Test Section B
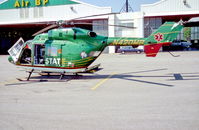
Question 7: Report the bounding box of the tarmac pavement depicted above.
[0,51,199,130]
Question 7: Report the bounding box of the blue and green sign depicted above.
[0,0,79,10]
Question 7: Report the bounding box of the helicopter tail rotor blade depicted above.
[32,24,58,36]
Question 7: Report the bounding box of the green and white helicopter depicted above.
[8,16,184,80]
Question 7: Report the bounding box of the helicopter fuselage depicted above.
[8,28,109,73]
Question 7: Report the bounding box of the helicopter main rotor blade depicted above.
[69,12,119,21]
[32,12,136,36]
[110,24,136,29]
[32,24,58,36]
[72,22,136,29]
[32,13,119,36]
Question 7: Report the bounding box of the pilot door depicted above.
[34,44,45,65]
[8,37,24,63]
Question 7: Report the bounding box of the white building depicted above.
[0,0,199,54]
[108,12,144,53]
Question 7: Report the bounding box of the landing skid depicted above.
[17,64,101,82]
[16,78,70,82]
[17,72,83,82]
[16,78,49,82]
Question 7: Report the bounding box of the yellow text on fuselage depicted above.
[111,39,145,46]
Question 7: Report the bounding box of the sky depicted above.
[78,0,160,12]
[0,0,160,12]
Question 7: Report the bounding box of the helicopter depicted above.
[7,17,184,81]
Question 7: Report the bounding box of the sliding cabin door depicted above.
[45,43,62,67]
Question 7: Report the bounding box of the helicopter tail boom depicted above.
[107,22,183,57]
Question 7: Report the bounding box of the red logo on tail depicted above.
[154,33,164,42]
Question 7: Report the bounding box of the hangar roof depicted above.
[141,0,199,17]
[0,0,111,25]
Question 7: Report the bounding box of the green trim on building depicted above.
[0,0,80,10]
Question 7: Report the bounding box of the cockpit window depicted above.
[88,31,97,38]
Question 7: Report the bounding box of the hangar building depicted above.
[142,0,199,36]
[0,0,199,54]
[0,0,111,54]
[108,0,199,53]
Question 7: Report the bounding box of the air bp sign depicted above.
[14,0,49,8]
[0,0,79,10]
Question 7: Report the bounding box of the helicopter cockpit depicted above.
[7,37,33,65]
[19,40,32,64]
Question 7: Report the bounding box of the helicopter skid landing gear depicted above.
[17,69,34,81]
[27,69,34,81]
[60,72,65,80]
